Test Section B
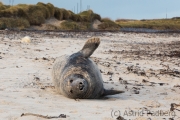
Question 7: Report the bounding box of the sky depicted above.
[1,0,180,20]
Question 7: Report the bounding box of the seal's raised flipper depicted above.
[103,89,125,96]
[80,38,100,58]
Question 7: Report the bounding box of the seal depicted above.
[52,37,124,99]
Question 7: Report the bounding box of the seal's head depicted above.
[63,74,88,98]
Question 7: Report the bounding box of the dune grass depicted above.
[60,20,92,30]
[61,20,79,30]
[1,1,180,31]
[98,18,120,30]
[0,2,119,30]
[0,17,30,29]
[116,19,180,30]
[78,10,101,22]
[0,2,10,10]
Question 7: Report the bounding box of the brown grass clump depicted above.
[47,3,55,17]
[54,7,63,20]
[116,18,180,30]
[115,19,137,22]
[54,8,71,20]
[79,10,101,22]
[27,5,45,25]
[60,20,92,30]
[62,9,71,20]
[0,2,112,30]
[71,14,82,22]
[36,2,55,18]
[60,20,79,30]
[0,4,45,25]
[0,5,28,18]
[0,2,10,10]
[0,17,30,29]
[0,2,56,26]
[98,18,120,30]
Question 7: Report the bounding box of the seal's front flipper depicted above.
[102,89,125,96]
[80,37,100,58]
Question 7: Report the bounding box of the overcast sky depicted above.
[2,0,180,20]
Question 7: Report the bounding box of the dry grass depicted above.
[60,20,92,30]
[78,10,101,22]
[54,7,63,20]
[0,2,10,10]
[0,17,30,30]
[54,8,72,20]
[116,19,180,30]
[98,18,120,30]
[60,20,79,30]
[0,2,118,30]
[37,2,55,18]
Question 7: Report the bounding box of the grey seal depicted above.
[52,37,124,99]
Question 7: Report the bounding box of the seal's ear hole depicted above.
[70,79,73,83]
[70,90,73,93]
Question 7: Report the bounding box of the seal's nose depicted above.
[79,82,84,90]
[68,79,85,91]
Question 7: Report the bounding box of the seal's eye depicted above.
[70,79,73,83]
[70,89,73,93]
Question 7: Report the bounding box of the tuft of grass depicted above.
[60,20,79,30]
[0,2,56,26]
[36,2,55,18]
[62,9,71,20]
[60,20,92,30]
[79,10,101,22]
[0,5,28,18]
[98,18,120,30]
[54,7,63,20]
[71,14,82,22]
[54,8,71,20]
[79,22,92,30]
[27,5,45,25]
[47,3,55,17]
[0,4,45,25]
[116,19,180,30]
[0,17,30,30]
[0,2,10,10]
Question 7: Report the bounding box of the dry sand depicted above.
[0,31,180,120]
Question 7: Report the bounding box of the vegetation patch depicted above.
[79,10,101,22]
[37,2,55,18]
[0,17,30,30]
[0,2,10,10]
[98,18,120,30]
[60,20,79,30]
[60,20,92,30]
[0,2,119,30]
[116,19,180,30]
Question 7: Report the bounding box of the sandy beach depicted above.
[0,31,180,120]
